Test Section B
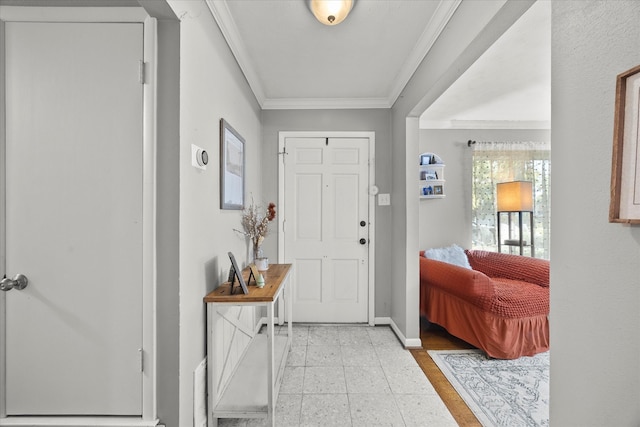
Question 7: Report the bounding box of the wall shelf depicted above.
[419,152,445,199]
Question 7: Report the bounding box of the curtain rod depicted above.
[467,140,549,148]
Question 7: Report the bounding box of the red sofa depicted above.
[420,249,549,359]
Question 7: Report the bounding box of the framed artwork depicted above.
[610,64,640,223]
[220,119,245,210]
[434,185,443,195]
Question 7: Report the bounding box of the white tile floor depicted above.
[218,324,457,427]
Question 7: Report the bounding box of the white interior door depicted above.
[283,137,369,323]
[2,21,144,415]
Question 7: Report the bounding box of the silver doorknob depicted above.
[0,274,28,291]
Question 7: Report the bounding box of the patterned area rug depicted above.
[428,349,549,427]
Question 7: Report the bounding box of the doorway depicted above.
[278,132,375,324]
[0,7,156,422]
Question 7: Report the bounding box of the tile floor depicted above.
[218,324,457,427]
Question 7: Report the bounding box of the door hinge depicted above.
[138,348,144,372]
[138,60,145,85]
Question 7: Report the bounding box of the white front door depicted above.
[282,137,370,323]
[2,21,144,415]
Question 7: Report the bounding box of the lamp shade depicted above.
[310,0,353,25]
[496,181,533,212]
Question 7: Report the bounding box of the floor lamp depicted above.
[496,181,534,257]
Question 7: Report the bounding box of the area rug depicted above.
[428,349,549,427]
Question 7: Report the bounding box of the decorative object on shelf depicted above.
[419,152,445,199]
[220,119,245,210]
[309,0,353,26]
[235,198,276,266]
[610,64,640,223]
[496,181,534,256]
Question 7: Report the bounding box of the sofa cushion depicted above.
[423,244,471,269]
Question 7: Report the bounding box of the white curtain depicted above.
[471,141,551,259]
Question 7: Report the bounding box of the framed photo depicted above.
[610,64,640,223]
[248,264,260,285]
[434,185,443,195]
[220,119,245,210]
[420,154,432,165]
[227,252,248,294]
[424,171,438,180]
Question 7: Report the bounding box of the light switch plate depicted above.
[378,193,390,206]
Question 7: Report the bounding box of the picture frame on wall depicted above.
[610,64,640,223]
[220,119,245,210]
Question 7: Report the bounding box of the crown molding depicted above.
[419,119,551,130]
[205,0,266,105]
[262,97,391,110]
[386,0,463,107]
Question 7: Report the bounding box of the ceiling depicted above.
[207,0,461,109]
[208,0,550,128]
[420,0,550,129]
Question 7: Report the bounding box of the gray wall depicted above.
[261,109,393,317]
[166,1,262,425]
[418,129,550,251]
[153,10,180,427]
[551,2,640,424]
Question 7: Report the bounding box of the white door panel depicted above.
[3,21,143,415]
[284,137,369,323]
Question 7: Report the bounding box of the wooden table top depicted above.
[203,263,292,303]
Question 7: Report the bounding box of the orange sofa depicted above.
[420,249,549,359]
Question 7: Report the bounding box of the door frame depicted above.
[0,6,159,426]
[277,131,376,326]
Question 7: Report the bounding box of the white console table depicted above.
[204,263,292,427]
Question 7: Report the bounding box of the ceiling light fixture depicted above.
[309,0,354,26]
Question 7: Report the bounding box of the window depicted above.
[471,141,550,259]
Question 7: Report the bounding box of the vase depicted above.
[253,245,269,271]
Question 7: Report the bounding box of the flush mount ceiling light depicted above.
[309,0,354,26]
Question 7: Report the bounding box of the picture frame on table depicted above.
[220,119,245,210]
[610,64,640,223]
[227,252,248,295]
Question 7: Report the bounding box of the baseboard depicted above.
[374,317,422,349]
[0,417,159,427]
[256,316,423,348]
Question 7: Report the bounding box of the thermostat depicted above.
[192,144,208,170]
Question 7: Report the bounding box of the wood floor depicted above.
[410,322,482,427]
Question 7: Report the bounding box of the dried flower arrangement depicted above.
[235,199,276,258]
